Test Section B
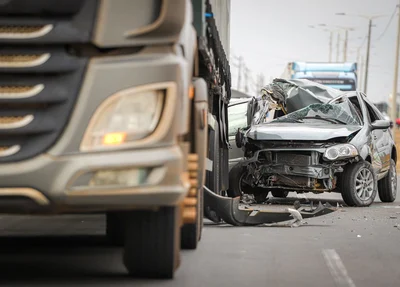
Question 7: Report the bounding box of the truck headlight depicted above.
[323,144,358,161]
[80,83,175,151]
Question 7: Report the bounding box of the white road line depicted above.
[322,249,356,287]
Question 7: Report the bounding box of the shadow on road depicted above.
[0,235,167,286]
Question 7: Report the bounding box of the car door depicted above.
[369,102,392,172]
[363,98,391,173]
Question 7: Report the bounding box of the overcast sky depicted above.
[230,0,399,103]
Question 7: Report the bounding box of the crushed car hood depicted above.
[247,123,362,141]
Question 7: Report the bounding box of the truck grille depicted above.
[0,0,98,163]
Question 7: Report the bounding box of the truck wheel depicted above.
[106,212,124,246]
[378,159,397,202]
[123,207,180,279]
[181,187,203,249]
[271,190,289,198]
[340,161,377,207]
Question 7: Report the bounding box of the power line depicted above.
[376,4,397,41]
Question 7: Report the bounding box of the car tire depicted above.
[106,212,125,246]
[340,161,377,207]
[227,164,268,201]
[123,207,180,279]
[271,190,289,198]
[227,164,245,197]
[378,159,397,203]
[181,187,203,249]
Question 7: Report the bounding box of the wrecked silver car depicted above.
[229,79,397,207]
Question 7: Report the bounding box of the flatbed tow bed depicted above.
[204,186,337,226]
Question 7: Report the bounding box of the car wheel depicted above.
[181,187,203,249]
[106,212,125,246]
[378,159,397,202]
[227,164,268,201]
[271,190,289,198]
[340,161,377,207]
[122,207,180,279]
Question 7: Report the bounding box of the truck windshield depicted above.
[299,78,356,91]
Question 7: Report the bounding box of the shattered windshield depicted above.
[271,99,362,126]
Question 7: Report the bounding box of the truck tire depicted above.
[340,161,377,207]
[106,212,124,246]
[123,206,180,279]
[378,159,397,202]
[181,187,203,249]
[204,123,222,223]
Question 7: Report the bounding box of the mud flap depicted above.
[203,186,337,226]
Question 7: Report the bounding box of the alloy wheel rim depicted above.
[355,167,374,200]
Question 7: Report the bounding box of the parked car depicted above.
[229,79,397,207]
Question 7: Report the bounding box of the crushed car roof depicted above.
[260,78,347,114]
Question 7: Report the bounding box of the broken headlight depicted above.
[323,144,358,161]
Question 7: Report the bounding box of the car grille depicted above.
[274,151,319,166]
[0,0,98,163]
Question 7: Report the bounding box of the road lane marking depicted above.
[322,249,356,287]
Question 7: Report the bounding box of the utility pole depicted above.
[391,0,400,133]
[336,32,341,62]
[343,29,348,62]
[256,73,265,93]
[237,56,243,90]
[359,55,364,91]
[329,31,333,62]
[244,66,249,93]
[335,13,388,93]
[364,19,373,94]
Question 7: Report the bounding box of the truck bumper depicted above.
[0,145,188,214]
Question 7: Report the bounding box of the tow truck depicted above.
[0,0,335,279]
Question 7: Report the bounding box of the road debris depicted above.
[258,208,304,228]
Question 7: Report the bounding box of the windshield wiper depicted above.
[275,118,303,123]
[302,116,343,124]
[325,118,348,124]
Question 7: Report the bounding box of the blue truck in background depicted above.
[281,62,358,91]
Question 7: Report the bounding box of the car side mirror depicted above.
[235,128,244,148]
[371,119,390,130]
[246,98,257,126]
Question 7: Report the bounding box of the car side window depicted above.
[228,102,249,136]
[364,101,381,123]
[348,96,364,124]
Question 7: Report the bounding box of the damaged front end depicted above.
[239,140,358,196]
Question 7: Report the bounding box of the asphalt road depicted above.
[0,190,400,286]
